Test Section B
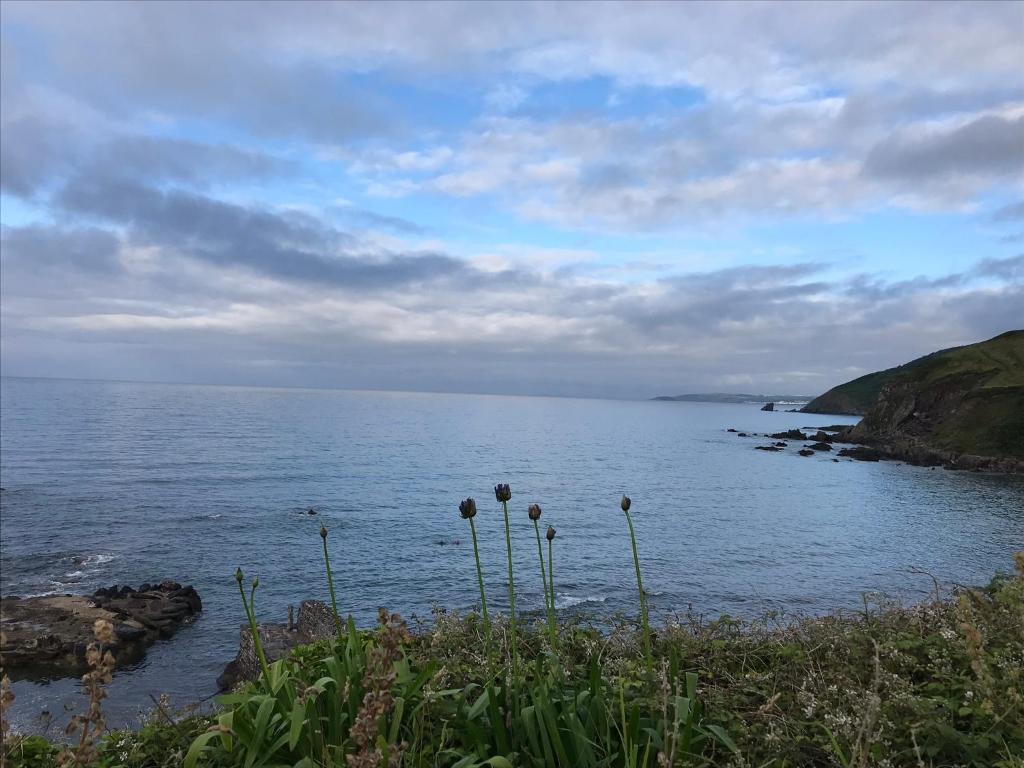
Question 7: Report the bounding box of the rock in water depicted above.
[0,582,201,678]
[218,600,337,690]
[761,402,775,411]
[768,429,808,440]
[837,446,886,462]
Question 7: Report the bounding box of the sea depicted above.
[2,376,1022,733]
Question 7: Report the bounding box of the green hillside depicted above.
[801,330,1024,416]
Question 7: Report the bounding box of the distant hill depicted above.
[802,330,1024,417]
[814,330,1024,464]
[652,393,811,404]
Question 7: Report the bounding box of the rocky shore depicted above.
[0,582,201,679]
[733,424,1024,473]
[217,599,336,690]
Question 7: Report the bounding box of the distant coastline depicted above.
[651,393,811,405]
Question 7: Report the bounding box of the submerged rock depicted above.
[798,449,815,457]
[0,582,201,679]
[755,445,784,452]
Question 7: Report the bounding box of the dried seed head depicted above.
[528,503,542,521]
[494,483,511,503]
[93,619,116,645]
[620,495,631,512]
[459,498,477,519]
[234,567,244,584]
[320,524,328,540]
[546,525,556,541]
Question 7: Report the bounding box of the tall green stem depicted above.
[321,530,343,639]
[468,517,494,667]
[533,520,556,644]
[624,510,652,671]
[238,577,271,685]
[547,536,556,640]
[501,499,519,677]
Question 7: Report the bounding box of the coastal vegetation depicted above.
[2,488,1022,768]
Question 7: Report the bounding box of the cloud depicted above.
[0,107,290,197]
[333,206,428,235]
[863,113,1024,181]
[4,183,1022,397]
[54,177,492,290]
[974,253,1024,282]
[1,225,122,275]
[992,201,1024,223]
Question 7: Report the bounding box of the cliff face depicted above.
[848,374,1024,460]
[800,368,900,415]
[819,331,1024,469]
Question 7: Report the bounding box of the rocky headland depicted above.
[738,330,1024,472]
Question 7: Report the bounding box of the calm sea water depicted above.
[2,376,1023,732]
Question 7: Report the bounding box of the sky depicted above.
[1,1,1022,399]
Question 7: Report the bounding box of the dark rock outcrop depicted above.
[755,445,783,452]
[798,449,815,457]
[806,442,833,451]
[768,429,807,440]
[217,600,337,690]
[761,402,775,411]
[0,582,201,679]
[837,446,886,462]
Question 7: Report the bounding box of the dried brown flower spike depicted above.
[459,498,477,519]
[621,495,631,512]
[494,483,511,503]
[528,503,542,521]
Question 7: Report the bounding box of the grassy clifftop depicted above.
[805,330,1024,462]
[801,330,1024,416]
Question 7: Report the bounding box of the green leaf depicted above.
[288,700,306,750]
[706,724,740,755]
[184,730,225,768]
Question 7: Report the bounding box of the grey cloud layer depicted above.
[55,177,497,291]
[3,183,1021,397]
[863,114,1024,181]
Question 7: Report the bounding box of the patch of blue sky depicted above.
[0,194,52,227]
[347,71,481,134]
[744,209,1010,280]
[506,75,705,119]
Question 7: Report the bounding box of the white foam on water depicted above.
[555,593,607,609]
